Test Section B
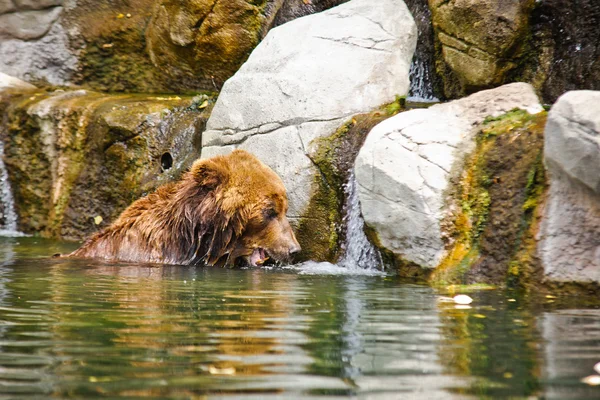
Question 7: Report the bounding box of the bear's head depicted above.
[186,150,301,267]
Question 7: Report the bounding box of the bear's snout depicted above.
[280,219,301,257]
[287,235,301,256]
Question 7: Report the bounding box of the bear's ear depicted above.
[189,158,229,189]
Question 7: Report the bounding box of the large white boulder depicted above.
[0,72,35,91]
[355,83,543,268]
[201,0,418,218]
[538,90,600,282]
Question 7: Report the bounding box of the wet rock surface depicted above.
[145,0,348,91]
[355,83,543,270]
[145,0,279,91]
[530,0,600,103]
[429,0,534,98]
[539,90,600,282]
[0,0,347,92]
[202,0,417,222]
[0,88,212,240]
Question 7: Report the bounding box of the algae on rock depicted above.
[0,89,213,240]
[428,0,535,98]
[296,109,395,262]
[433,109,548,288]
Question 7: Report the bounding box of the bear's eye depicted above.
[263,207,277,220]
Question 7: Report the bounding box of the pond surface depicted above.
[0,237,599,399]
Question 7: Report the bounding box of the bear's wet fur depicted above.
[70,150,301,266]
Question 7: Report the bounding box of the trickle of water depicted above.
[0,141,23,236]
[338,173,382,271]
[406,0,439,102]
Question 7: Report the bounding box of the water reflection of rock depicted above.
[437,292,541,398]
[540,310,600,399]
[346,283,472,397]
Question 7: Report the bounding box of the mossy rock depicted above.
[295,102,402,262]
[429,0,535,98]
[0,89,214,240]
[432,109,548,288]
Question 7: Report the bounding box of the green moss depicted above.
[432,109,548,287]
[76,28,167,93]
[385,96,406,116]
[295,108,395,262]
[1,90,210,240]
[481,108,533,127]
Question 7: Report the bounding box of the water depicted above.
[405,0,439,102]
[0,237,599,398]
[0,141,22,236]
[338,173,382,271]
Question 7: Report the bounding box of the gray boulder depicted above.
[539,90,600,282]
[355,83,543,268]
[202,0,418,219]
[0,7,63,40]
[0,0,75,86]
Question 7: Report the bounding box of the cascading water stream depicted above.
[338,172,382,271]
[293,172,383,275]
[405,0,439,102]
[0,140,22,236]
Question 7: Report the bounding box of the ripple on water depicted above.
[0,238,597,398]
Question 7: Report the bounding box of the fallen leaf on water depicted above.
[473,314,486,319]
[102,43,113,49]
[116,13,125,19]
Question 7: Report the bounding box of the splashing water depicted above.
[337,173,382,271]
[0,141,24,237]
[291,173,383,275]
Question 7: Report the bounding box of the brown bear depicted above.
[69,150,301,266]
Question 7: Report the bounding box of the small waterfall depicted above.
[406,0,439,102]
[0,141,22,236]
[338,173,382,271]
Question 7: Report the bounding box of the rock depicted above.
[272,0,349,26]
[0,0,15,14]
[538,90,600,282]
[0,72,36,91]
[202,0,417,222]
[0,89,212,239]
[0,7,63,40]
[429,0,534,98]
[145,0,278,90]
[14,0,63,10]
[0,6,76,86]
[355,83,543,269]
[0,0,349,93]
[529,0,600,103]
[145,0,349,91]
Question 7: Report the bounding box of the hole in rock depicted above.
[161,152,173,171]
